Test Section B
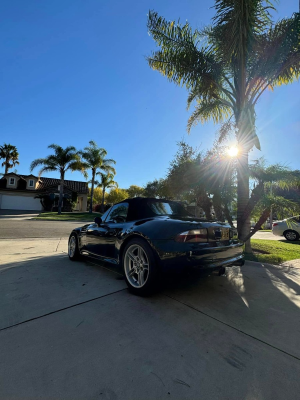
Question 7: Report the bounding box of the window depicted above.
[147,201,191,217]
[9,178,15,185]
[100,207,112,222]
[29,179,34,187]
[291,216,300,223]
[105,203,129,223]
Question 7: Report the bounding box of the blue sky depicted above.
[0,0,299,188]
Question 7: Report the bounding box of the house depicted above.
[0,173,88,211]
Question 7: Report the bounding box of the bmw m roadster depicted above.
[68,197,244,295]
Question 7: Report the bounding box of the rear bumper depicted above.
[272,227,283,236]
[152,240,244,272]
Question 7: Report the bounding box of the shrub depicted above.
[94,203,111,212]
[94,204,102,212]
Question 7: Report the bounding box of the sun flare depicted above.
[227,146,239,157]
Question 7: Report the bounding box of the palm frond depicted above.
[247,13,300,101]
[37,166,57,177]
[30,158,48,172]
[68,160,89,179]
[147,11,225,90]
[212,0,276,63]
[187,100,232,133]
[217,120,235,143]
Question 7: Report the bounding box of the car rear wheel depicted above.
[122,238,159,296]
[284,230,299,241]
[68,234,81,260]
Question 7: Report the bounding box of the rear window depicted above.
[147,201,191,217]
[291,216,300,223]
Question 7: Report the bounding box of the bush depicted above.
[94,204,102,212]
[94,203,111,212]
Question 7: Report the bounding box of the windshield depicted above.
[147,201,192,217]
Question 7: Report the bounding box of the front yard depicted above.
[245,239,300,265]
[34,212,102,222]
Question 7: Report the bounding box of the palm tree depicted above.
[0,144,19,174]
[80,141,116,213]
[30,144,86,215]
[147,2,300,252]
[98,172,118,212]
[243,158,299,239]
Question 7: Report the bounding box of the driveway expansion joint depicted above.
[0,288,127,333]
[165,294,300,362]
[56,237,62,252]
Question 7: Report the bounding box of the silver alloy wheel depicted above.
[285,231,297,241]
[68,236,76,258]
[124,244,149,288]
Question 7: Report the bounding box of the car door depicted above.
[103,203,129,260]
[85,203,129,260]
[84,207,112,256]
[85,223,109,257]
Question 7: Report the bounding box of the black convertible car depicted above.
[68,197,244,295]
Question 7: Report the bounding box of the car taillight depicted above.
[175,229,208,243]
[273,223,278,227]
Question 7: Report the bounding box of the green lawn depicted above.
[34,212,102,222]
[245,239,300,264]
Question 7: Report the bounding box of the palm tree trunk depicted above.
[89,170,95,213]
[5,158,9,174]
[101,188,105,213]
[237,151,252,253]
[58,171,65,215]
[212,192,224,221]
[224,203,234,227]
[243,207,271,243]
[199,194,212,220]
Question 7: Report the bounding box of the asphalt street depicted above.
[0,219,83,238]
[0,217,282,240]
[0,238,300,399]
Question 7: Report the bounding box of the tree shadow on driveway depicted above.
[161,261,300,359]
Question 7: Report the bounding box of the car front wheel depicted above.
[284,230,299,241]
[68,233,81,260]
[122,238,159,296]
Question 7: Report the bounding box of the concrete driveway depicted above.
[0,239,300,399]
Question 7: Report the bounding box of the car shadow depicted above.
[0,252,126,330]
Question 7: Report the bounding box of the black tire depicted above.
[122,238,160,296]
[283,230,299,241]
[68,233,81,261]
[218,266,226,276]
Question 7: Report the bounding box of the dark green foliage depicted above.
[80,141,116,213]
[143,178,172,199]
[147,2,300,246]
[126,185,145,198]
[0,143,19,174]
[30,144,86,215]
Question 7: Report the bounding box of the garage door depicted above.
[0,195,42,211]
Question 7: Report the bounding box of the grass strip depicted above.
[245,239,300,264]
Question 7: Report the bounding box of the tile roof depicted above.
[19,175,88,194]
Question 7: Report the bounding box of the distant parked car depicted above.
[68,197,244,295]
[272,216,300,241]
[262,220,271,230]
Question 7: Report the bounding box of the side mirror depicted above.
[94,217,102,226]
